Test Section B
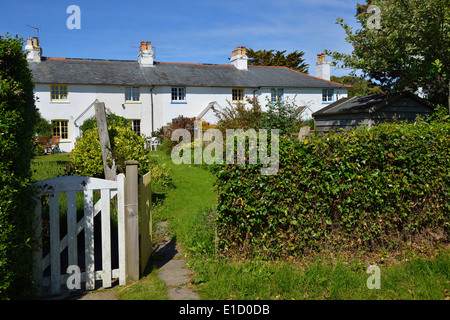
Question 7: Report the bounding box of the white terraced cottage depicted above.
[27,38,350,152]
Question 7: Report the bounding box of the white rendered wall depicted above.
[34,84,96,152]
[34,83,347,152]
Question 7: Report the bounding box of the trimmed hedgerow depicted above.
[0,34,38,299]
[216,121,450,258]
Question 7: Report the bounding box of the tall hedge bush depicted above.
[216,121,450,258]
[0,34,38,299]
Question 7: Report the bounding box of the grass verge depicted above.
[143,152,449,300]
[32,152,449,300]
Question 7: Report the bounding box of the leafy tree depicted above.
[246,49,309,74]
[326,0,450,108]
[330,75,384,97]
[34,111,53,137]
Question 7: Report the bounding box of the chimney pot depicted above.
[26,37,42,63]
[315,53,330,80]
[138,41,154,67]
[230,46,248,70]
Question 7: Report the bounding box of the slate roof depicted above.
[29,57,350,89]
[312,91,434,117]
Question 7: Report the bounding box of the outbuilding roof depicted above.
[312,91,434,117]
[29,57,350,89]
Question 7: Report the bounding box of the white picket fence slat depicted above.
[101,188,112,288]
[67,191,77,267]
[33,174,126,296]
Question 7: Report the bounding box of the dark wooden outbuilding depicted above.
[312,91,435,133]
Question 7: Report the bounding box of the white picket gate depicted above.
[33,174,126,296]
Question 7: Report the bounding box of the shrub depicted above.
[71,118,172,189]
[259,97,305,136]
[213,98,264,132]
[213,97,305,136]
[0,34,38,299]
[70,129,103,177]
[161,115,196,154]
[79,112,131,136]
[216,121,450,259]
[34,111,52,137]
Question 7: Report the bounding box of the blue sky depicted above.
[0,0,362,77]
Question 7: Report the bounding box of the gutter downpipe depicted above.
[253,86,262,98]
[150,85,155,133]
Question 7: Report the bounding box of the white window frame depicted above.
[125,86,140,102]
[322,89,334,103]
[171,87,186,103]
[271,88,284,103]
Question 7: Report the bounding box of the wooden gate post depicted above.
[95,102,117,181]
[139,171,152,275]
[125,160,140,284]
[298,126,311,142]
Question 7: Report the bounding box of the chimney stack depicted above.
[25,37,42,63]
[138,41,154,67]
[230,46,248,70]
[315,53,330,81]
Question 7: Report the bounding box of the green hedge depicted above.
[216,121,450,258]
[0,35,38,299]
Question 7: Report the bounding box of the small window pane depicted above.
[171,87,185,101]
[271,89,277,102]
[172,88,177,100]
[60,86,67,100]
[232,88,244,102]
[125,87,132,101]
[132,119,141,136]
[271,88,283,102]
[132,87,140,101]
[51,86,58,100]
[322,89,333,102]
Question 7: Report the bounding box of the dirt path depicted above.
[152,220,200,300]
[72,220,199,300]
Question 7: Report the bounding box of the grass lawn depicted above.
[119,151,450,300]
[31,153,71,182]
[32,153,450,300]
